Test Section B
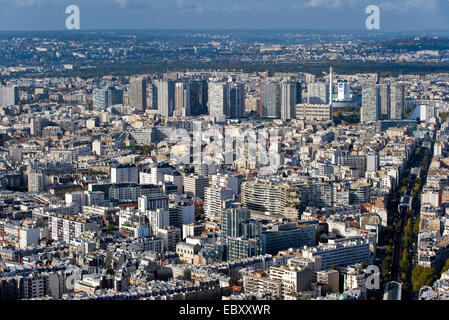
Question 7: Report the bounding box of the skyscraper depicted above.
[307,82,329,104]
[174,82,191,117]
[377,84,390,120]
[361,85,380,123]
[93,87,123,111]
[129,77,147,111]
[229,82,245,119]
[390,84,405,120]
[0,86,19,106]
[260,82,281,118]
[157,80,175,117]
[208,82,229,118]
[280,82,297,120]
[190,80,208,116]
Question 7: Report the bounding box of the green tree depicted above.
[442,259,449,274]
[412,265,438,292]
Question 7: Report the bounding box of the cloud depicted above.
[302,0,356,9]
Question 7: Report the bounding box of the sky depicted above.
[0,0,449,31]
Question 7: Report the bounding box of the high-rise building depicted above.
[361,85,380,123]
[111,163,138,184]
[204,187,234,222]
[377,84,390,120]
[229,82,245,119]
[174,82,191,117]
[337,82,351,101]
[0,86,19,106]
[190,80,208,116]
[129,77,147,111]
[208,82,229,118]
[260,82,281,118]
[390,84,405,120]
[280,82,297,120]
[28,167,45,192]
[157,80,175,117]
[183,175,209,200]
[221,207,251,238]
[307,82,329,104]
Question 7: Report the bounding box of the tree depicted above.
[386,245,393,256]
[412,265,438,292]
[413,219,420,235]
[400,258,411,274]
[442,259,449,274]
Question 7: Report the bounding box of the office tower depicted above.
[329,67,334,105]
[361,85,380,123]
[30,117,49,136]
[377,84,390,120]
[337,82,351,101]
[0,86,19,106]
[93,88,108,110]
[229,82,245,119]
[190,80,208,116]
[93,87,123,111]
[92,140,104,156]
[260,82,281,118]
[183,175,209,200]
[129,77,147,111]
[208,82,229,118]
[204,187,234,222]
[260,222,317,255]
[138,193,169,212]
[307,82,329,104]
[157,80,175,117]
[296,103,332,121]
[174,82,191,117]
[221,207,251,238]
[28,167,45,192]
[280,82,297,120]
[148,82,158,110]
[390,84,405,120]
[296,81,302,104]
[111,163,139,184]
[168,202,195,230]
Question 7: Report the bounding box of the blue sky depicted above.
[0,0,449,31]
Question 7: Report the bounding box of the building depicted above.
[189,80,208,116]
[111,164,138,184]
[260,82,280,118]
[307,82,329,104]
[157,80,175,117]
[204,187,234,222]
[0,86,19,106]
[390,84,405,120]
[174,82,191,117]
[301,237,372,270]
[337,82,351,102]
[129,77,147,111]
[28,167,46,192]
[361,85,380,123]
[221,207,252,238]
[280,82,297,120]
[243,271,282,298]
[157,226,181,252]
[183,175,209,200]
[377,84,390,120]
[208,82,229,118]
[48,214,98,243]
[296,103,332,121]
[229,82,245,119]
[261,223,317,255]
[93,87,123,111]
